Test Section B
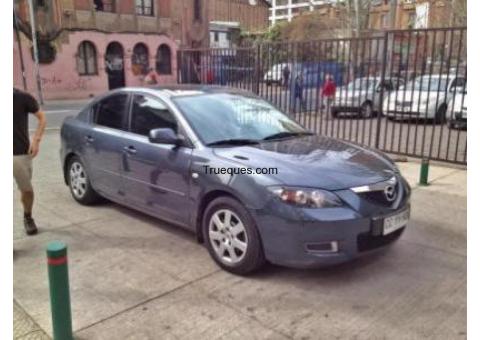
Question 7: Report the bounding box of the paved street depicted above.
[29,99,92,131]
[13,130,466,339]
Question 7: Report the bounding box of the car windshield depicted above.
[405,76,449,92]
[173,93,307,145]
[346,78,377,91]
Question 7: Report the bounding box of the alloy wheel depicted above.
[208,209,248,265]
[69,161,88,199]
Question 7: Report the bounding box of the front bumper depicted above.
[251,183,410,269]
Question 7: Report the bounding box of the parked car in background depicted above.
[447,84,467,129]
[61,85,411,275]
[332,77,404,118]
[263,63,291,86]
[383,74,466,123]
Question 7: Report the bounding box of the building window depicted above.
[131,43,149,76]
[194,0,201,21]
[408,12,416,29]
[94,0,115,12]
[36,0,46,7]
[136,0,153,16]
[77,41,97,76]
[214,31,219,42]
[156,44,172,75]
[381,13,389,28]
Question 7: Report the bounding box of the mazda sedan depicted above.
[61,85,411,275]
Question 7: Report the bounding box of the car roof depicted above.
[109,84,254,99]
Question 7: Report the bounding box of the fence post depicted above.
[253,43,262,95]
[375,31,390,149]
[176,50,182,84]
[419,158,430,186]
[47,241,73,340]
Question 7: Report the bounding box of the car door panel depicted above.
[122,94,193,226]
[82,93,130,201]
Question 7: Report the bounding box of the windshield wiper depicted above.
[206,139,260,147]
[262,131,314,141]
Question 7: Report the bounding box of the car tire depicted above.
[434,105,447,124]
[203,196,266,275]
[360,102,373,118]
[67,156,101,205]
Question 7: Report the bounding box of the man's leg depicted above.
[21,190,34,216]
[13,155,38,235]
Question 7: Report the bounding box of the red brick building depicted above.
[13,0,210,99]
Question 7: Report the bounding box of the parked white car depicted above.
[332,77,404,118]
[263,63,291,86]
[383,75,466,123]
[447,86,467,129]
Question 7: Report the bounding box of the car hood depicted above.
[212,135,398,191]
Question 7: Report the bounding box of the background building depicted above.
[13,0,210,99]
[269,0,332,25]
[208,0,270,48]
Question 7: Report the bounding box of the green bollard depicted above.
[47,241,73,340]
[419,158,430,186]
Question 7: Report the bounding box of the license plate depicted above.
[383,209,410,235]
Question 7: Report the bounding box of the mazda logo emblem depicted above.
[384,184,397,202]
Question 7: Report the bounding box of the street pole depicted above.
[386,0,398,77]
[27,0,44,104]
[13,6,27,91]
[353,0,360,37]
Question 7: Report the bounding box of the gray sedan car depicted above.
[61,85,411,275]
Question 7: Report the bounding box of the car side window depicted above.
[130,94,178,136]
[93,94,129,130]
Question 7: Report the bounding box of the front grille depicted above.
[396,101,412,107]
[357,227,404,252]
[359,189,396,207]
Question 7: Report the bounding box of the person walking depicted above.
[321,74,337,119]
[13,88,46,235]
[294,71,306,112]
[282,64,290,88]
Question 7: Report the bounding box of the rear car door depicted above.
[121,93,193,226]
[83,93,130,201]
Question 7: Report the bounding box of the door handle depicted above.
[123,146,137,155]
[85,135,94,143]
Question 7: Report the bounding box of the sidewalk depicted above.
[13,131,466,339]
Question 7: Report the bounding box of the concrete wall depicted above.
[13,30,177,100]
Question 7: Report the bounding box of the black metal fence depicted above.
[177,27,467,165]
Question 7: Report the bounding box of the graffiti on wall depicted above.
[41,74,90,91]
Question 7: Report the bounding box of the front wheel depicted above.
[203,197,265,275]
[67,156,101,205]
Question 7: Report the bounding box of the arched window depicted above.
[77,41,97,75]
[131,43,149,75]
[156,44,172,75]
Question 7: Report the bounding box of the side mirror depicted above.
[149,128,184,146]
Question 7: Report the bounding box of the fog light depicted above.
[305,241,339,254]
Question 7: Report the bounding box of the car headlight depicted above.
[268,186,343,208]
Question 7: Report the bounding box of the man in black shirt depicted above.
[13,88,46,235]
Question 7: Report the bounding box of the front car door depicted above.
[83,92,130,201]
[121,93,193,226]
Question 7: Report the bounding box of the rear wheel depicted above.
[360,102,373,118]
[67,156,101,205]
[434,105,447,124]
[203,197,265,275]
